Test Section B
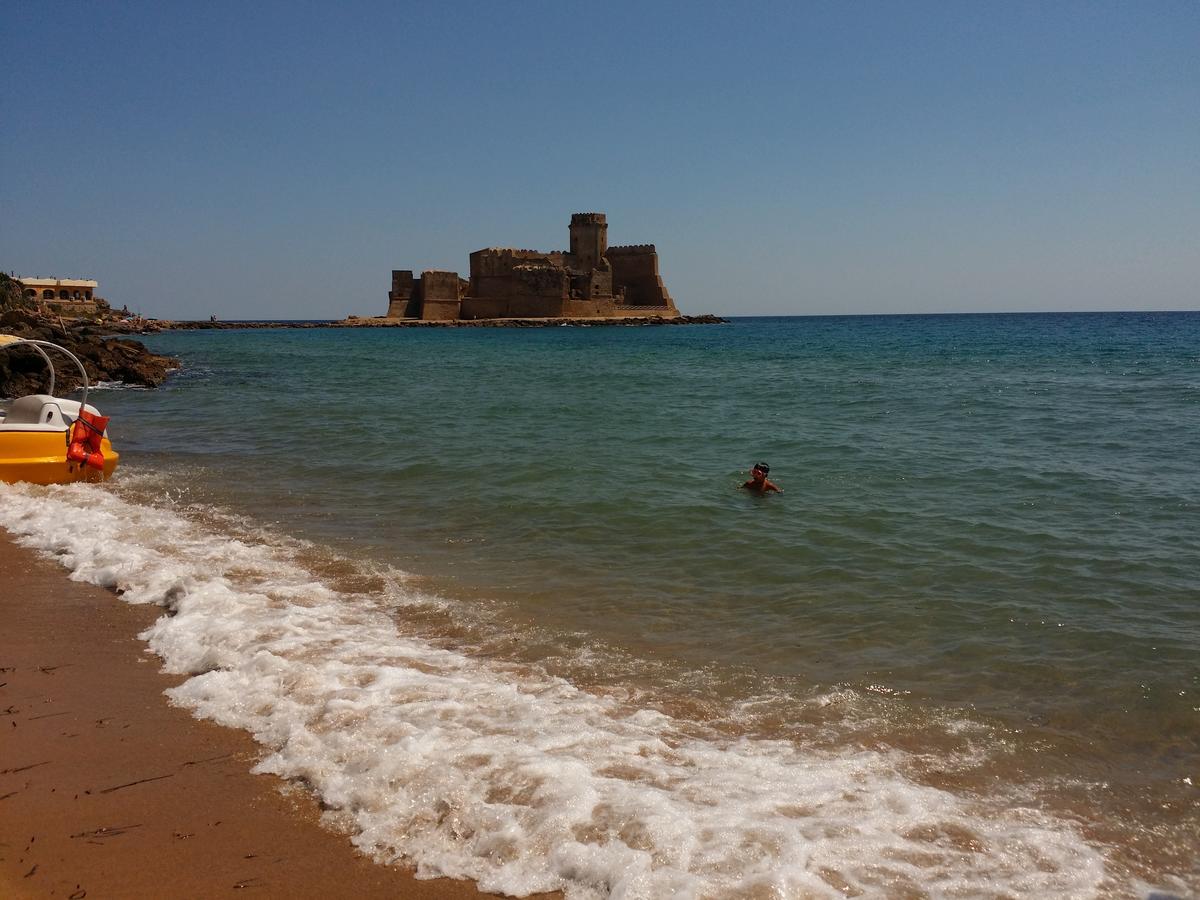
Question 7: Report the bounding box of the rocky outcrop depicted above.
[0,306,177,398]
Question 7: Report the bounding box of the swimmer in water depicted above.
[742,462,782,494]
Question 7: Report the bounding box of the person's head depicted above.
[751,462,769,482]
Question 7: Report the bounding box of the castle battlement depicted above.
[389,213,677,321]
[474,248,550,257]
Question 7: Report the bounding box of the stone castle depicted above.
[387,213,679,321]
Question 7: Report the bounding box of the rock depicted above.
[0,307,177,398]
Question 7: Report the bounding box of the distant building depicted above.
[387,213,678,321]
[16,277,107,316]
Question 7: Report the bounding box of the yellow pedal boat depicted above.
[0,335,119,484]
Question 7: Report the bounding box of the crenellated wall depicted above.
[387,270,419,318]
[605,244,675,310]
[386,269,465,320]
[568,212,607,274]
[465,248,572,316]
[388,214,679,320]
[418,270,463,320]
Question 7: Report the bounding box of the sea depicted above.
[1,313,1197,898]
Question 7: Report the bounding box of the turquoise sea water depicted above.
[11,313,1198,895]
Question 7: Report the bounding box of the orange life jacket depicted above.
[68,410,109,470]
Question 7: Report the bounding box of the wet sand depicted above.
[0,533,551,899]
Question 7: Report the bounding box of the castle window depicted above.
[43,289,54,299]
[24,289,35,298]
[59,289,69,299]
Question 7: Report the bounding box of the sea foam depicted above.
[0,481,1110,898]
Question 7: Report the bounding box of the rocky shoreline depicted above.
[0,308,178,398]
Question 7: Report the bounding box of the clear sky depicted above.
[3,1,1197,318]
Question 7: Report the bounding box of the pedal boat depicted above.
[0,335,119,484]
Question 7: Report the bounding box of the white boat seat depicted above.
[0,395,103,432]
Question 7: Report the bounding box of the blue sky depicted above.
[3,1,1197,317]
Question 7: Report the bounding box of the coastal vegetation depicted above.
[0,273,32,310]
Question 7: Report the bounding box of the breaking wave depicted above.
[0,480,1112,898]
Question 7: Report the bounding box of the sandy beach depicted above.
[0,532,550,899]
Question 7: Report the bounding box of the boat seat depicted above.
[2,394,66,426]
[0,395,99,432]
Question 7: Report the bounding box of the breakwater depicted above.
[155,314,726,330]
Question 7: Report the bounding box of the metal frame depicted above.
[0,338,90,413]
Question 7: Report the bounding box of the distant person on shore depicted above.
[742,462,782,494]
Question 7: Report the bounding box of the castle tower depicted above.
[568,212,607,273]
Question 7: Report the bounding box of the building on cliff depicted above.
[387,213,678,321]
[14,277,109,317]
